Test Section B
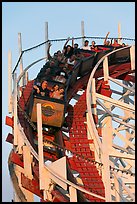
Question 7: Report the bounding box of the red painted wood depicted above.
[10,151,24,168]
[5,116,14,128]
[52,190,69,202]
[6,133,13,144]
[21,173,43,199]
[67,90,105,201]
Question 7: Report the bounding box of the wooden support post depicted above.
[13,73,18,146]
[45,21,48,60]
[69,186,77,202]
[37,103,53,201]
[103,57,109,82]
[118,22,122,45]
[102,126,112,201]
[37,103,45,189]
[81,20,85,46]
[25,71,29,85]
[14,165,34,202]
[114,174,121,201]
[91,78,98,124]
[23,145,33,180]
[101,56,112,201]
[130,45,135,70]
[16,128,24,154]
[18,33,24,87]
[8,50,12,114]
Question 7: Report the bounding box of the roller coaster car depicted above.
[29,80,65,128]
[30,95,65,128]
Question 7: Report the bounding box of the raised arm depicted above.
[63,37,70,50]
[72,37,74,48]
[47,42,52,60]
[33,85,40,93]
[104,31,110,45]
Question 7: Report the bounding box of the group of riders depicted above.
[33,32,127,100]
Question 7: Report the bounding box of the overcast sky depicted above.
[2,2,135,202]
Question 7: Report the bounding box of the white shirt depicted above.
[81,45,91,50]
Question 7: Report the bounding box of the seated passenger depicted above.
[72,38,79,53]
[33,80,50,97]
[105,40,111,46]
[104,31,110,45]
[63,37,74,58]
[81,40,91,50]
[36,57,59,81]
[54,74,67,84]
[51,87,64,100]
[53,66,68,84]
[74,43,79,49]
[47,42,61,67]
[90,40,96,50]
[67,54,77,65]
[91,46,102,52]
[41,67,53,81]
[49,84,59,98]
[121,42,127,47]
[111,39,121,47]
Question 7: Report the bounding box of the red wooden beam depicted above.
[21,173,44,199]
[10,151,24,168]
[5,116,14,128]
[6,133,13,144]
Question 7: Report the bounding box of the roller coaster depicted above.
[5,24,135,202]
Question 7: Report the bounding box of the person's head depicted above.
[84,40,89,46]
[74,43,79,49]
[91,41,96,46]
[57,54,63,62]
[53,53,58,58]
[113,39,118,44]
[106,40,110,45]
[52,84,59,91]
[41,80,48,89]
[45,68,51,75]
[59,87,64,94]
[66,45,72,52]
[49,60,56,67]
[57,50,62,55]
[70,54,76,61]
[122,43,126,47]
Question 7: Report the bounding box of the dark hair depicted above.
[92,40,96,44]
[52,84,59,88]
[41,79,48,86]
[85,40,89,43]
[57,50,61,55]
[67,45,71,48]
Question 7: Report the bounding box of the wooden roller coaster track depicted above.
[5,32,135,202]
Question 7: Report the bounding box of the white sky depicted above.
[2,2,135,202]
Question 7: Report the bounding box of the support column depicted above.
[45,21,48,60]
[37,103,45,189]
[69,186,77,202]
[118,22,122,45]
[101,56,112,201]
[18,33,24,87]
[114,174,121,201]
[130,45,135,70]
[8,50,12,114]
[13,73,18,146]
